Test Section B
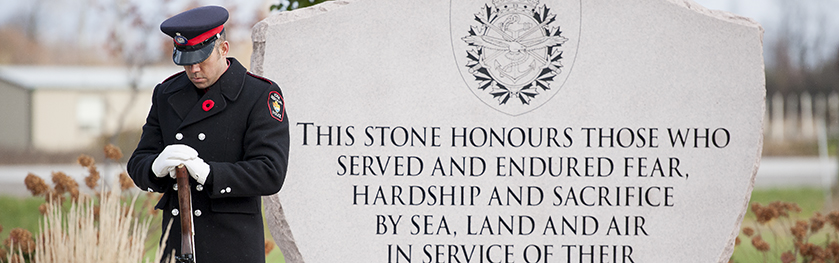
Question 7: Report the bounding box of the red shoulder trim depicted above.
[247,72,273,85]
[162,71,186,83]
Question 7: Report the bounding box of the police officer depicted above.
[127,5,289,263]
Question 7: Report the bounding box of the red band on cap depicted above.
[176,25,224,47]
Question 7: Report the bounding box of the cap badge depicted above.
[174,33,188,45]
[202,99,214,111]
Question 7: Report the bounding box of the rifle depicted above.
[175,164,196,263]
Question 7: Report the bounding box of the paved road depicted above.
[0,157,836,197]
[755,157,837,188]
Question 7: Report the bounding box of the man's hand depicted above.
[183,157,210,185]
[152,144,199,178]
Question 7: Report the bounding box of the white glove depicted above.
[151,144,199,178]
[182,157,210,185]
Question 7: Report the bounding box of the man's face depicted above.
[184,41,229,89]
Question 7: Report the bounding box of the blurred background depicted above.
[0,0,836,262]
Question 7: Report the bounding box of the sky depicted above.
[0,0,837,66]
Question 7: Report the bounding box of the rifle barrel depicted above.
[175,164,196,262]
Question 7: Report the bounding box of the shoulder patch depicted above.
[162,71,186,83]
[268,91,285,122]
[247,72,273,85]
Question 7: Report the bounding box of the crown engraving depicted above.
[492,0,539,14]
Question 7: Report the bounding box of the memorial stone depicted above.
[252,0,765,262]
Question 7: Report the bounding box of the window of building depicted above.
[77,95,105,135]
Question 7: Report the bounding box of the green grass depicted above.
[0,195,43,244]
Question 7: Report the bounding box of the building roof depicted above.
[0,65,184,90]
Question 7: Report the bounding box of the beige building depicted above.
[0,65,182,152]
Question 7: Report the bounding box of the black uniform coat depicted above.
[128,58,288,263]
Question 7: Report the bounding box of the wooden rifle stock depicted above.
[175,164,196,263]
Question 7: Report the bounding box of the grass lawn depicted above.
[732,187,832,263]
[0,187,831,263]
[0,196,43,245]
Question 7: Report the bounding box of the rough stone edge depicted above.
[250,0,352,75]
[716,118,764,263]
[668,0,765,44]
[711,128,764,262]
[666,1,766,262]
[263,194,305,263]
[253,2,353,263]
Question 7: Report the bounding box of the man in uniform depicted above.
[127,5,289,263]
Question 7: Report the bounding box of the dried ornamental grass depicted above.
[265,240,275,256]
[811,212,826,233]
[119,172,133,191]
[38,203,48,215]
[791,220,809,242]
[77,154,95,167]
[828,211,839,229]
[52,171,80,201]
[751,201,801,224]
[24,173,49,196]
[742,227,754,237]
[85,166,100,190]
[828,242,839,259]
[735,202,839,263]
[45,189,64,204]
[8,144,171,263]
[33,193,171,263]
[751,235,771,252]
[104,144,123,161]
[799,243,826,261]
[145,192,161,217]
[780,251,795,263]
[3,228,35,254]
[6,253,22,263]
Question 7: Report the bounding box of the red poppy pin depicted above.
[202,99,215,111]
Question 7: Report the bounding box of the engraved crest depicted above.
[452,0,579,116]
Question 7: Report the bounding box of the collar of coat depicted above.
[161,57,247,128]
